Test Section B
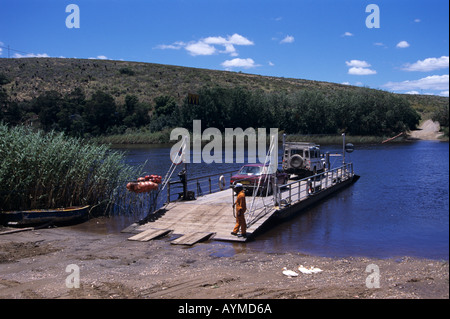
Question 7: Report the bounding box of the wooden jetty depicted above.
[123,163,359,245]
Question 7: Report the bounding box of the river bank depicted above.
[0,224,448,299]
[94,131,406,145]
[92,119,447,146]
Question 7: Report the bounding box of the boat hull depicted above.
[0,206,90,227]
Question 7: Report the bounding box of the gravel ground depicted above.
[0,224,448,300]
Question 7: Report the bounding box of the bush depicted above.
[119,67,135,76]
[0,124,144,214]
[0,73,10,85]
[432,104,449,128]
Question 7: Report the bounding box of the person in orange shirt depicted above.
[231,183,247,238]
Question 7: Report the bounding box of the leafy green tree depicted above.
[83,90,117,135]
[123,95,151,128]
[33,90,63,131]
[0,87,7,122]
[432,104,449,128]
[154,95,177,117]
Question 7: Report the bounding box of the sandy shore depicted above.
[0,221,448,300]
[1,121,448,300]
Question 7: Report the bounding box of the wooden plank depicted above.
[170,232,215,246]
[121,222,139,233]
[0,227,34,235]
[127,228,171,242]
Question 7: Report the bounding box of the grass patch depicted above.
[284,134,408,144]
[91,128,172,145]
[92,129,408,146]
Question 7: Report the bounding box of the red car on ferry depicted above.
[230,163,288,196]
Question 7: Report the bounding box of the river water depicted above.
[109,141,448,260]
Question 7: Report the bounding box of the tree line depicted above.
[1,79,423,137]
[153,86,421,136]
[0,86,151,137]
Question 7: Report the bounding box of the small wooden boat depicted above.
[0,205,90,227]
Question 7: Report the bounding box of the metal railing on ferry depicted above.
[166,170,238,202]
[245,162,354,226]
[275,162,354,208]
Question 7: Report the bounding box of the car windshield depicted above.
[239,166,274,175]
[239,166,262,175]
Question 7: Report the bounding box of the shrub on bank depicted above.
[0,123,144,214]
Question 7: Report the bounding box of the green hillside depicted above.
[1,57,446,110]
[0,57,448,141]
[0,58,344,105]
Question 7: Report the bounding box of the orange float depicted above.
[126,175,163,193]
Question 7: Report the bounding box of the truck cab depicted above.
[282,142,326,178]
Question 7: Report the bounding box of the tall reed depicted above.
[0,123,146,215]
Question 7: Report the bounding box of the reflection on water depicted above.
[77,141,448,260]
[244,141,448,260]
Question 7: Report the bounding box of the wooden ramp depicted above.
[170,232,215,246]
[127,228,171,242]
[124,188,276,244]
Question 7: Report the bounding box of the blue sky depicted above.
[1,0,448,96]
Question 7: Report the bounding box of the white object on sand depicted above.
[282,267,298,277]
[298,265,323,274]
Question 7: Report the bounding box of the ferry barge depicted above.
[123,135,359,245]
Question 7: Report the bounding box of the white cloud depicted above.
[348,67,377,75]
[396,41,410,48]
[88,55,109,60]
[227,34,254,46]
[346,60,376,75]
[13,53,50,58]
[440,90,449,97]
[221,44,238,56]
[346,60,371,68]
[221,58,259,69]
[414,19,421,23]
[268,61,275,66]
[342,32,354,37]
[280,35,294,44]
[401,56,449,72]
[405,91,420,95]
[384,74,449,91]
[155,42,185,50]
[185,41,216,56]
[203,36,228,45]
[156,33,254,57]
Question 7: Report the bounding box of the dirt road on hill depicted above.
[409,119,444,140]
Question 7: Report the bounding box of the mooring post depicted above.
[273,175,279,206]
[167,182,171,203]
[342,133,346,165]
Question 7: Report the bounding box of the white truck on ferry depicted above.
[281,141,326,178]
